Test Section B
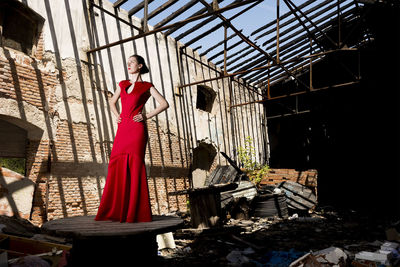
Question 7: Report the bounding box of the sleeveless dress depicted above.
[95,80,153,223]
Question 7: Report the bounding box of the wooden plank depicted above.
[168,183,237,196]
[42,215,183,238]
[189,191,221,228]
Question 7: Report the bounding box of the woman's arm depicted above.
[133,86,169,122]
[109,85,121,123]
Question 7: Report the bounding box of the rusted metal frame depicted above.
[175,0,262,46]
[246,9,356,81]
[220,5,341,88]
[245,46,319,83]
[175,15,220,41]
[164,0,227,36]
[266,81,360,101]
[86,2,252,53]
[89,1,143,33]
[264,5,354,51]
[179,51,262,95]
[284,0,337,48]
[178,48,346,91]
[177,70,263,96]
[216,44,251,65]
[232,78,262,99]
[223,46,256,67]
[223,24,228,75]
[227,52,265,73]
[309,38,313,90]
[267,110,310,120]
[258,9,356,80]
[147,0,179,20]
[230,98,266,108]
[282,0,327,51]
[200,32,238,57]
[260,54,318,85]
[337,0,341,48]
[247,44,322,82]
[113,0,128,9]
[251,0,315,39]
[257,0,335,42]
[242,36,318,80]
[248,42,318,82]
[208,38,247,62]
[143,0,149,32]
[154,0,198,28]
[128,0,155,17]
[276,0,280,63]
[230,80,263,111]
[262,0,349,47]
[199,0,291,78]
[340,3,373,48]
[192,45,202,51]
[266,57,325,86]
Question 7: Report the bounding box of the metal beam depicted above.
[87,1,257,53]
[284,0,337,48]
[143,0,149,32]
[113,0,128,9]
[182,0,261,47]
[178,49,352,90]
[254,0,329,41]
[282,0,326,50]
[200,0,310,90]
[200,31,239,57]
[153,0,198,28]
[164,0,226,36]
[90,1,142,33]
[266,81,359,101]
[128,0,155,17]
[147,0,179,20]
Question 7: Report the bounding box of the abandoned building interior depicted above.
[0,0,399,265]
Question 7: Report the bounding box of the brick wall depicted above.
[145,120,190,214]
[259,168,318,190]
[25,139,50,224]
[0,57,57,111]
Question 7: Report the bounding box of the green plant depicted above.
[237,137,269,185]
[237,137,257,171]
[0,157,25,175]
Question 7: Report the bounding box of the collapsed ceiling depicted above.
[89,0,383,102]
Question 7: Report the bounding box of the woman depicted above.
[95,55,169,223]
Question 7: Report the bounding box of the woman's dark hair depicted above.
[130,55,149,74]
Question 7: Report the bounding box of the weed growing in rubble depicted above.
[237,137,269,185]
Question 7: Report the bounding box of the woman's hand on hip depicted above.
[133,112,146,122]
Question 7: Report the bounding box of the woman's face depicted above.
[127,57,142,74]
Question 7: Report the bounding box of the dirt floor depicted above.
[156,208,400,266]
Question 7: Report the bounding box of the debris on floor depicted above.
[156,208,400,267]
[0,216,71,267]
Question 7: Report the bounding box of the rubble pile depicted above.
[157,209,400,267]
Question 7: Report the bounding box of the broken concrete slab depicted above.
[312,246,348,266]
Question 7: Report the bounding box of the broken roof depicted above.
[92,0,375,98]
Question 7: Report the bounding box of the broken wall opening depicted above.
[0,119,27,176]
[0,0,44,56]
[196,85,217,113]
[192,141,217,188]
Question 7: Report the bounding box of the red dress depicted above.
[95,80,153,223]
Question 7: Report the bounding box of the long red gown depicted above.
[95,80,153,223]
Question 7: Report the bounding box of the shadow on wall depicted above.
[0,0,269,223]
